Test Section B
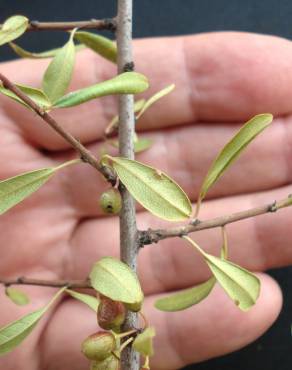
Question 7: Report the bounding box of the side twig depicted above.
[1,197,291,288]
[0,18,117,32]
[0,277,90,289]
[0,73,116,185]
[139,195,292,245]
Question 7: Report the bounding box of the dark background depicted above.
[1,1,292,369]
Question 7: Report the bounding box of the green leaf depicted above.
[155,234,230,312]
[134,138,153,153]
[0,15,28,46]
[132,327,155,357]
[0,159,80,215]
[184,237,260,311]
[9,42,85,59]
[155,277,216,312]
[0,83,51,110]
[106,156,192,221]
[5,287,30,306]
[42,31,76,103]
[0,168,55,214]
[66,289,99,312]
[53,72,149,108]
[204,254,260,311]
[197,114,273,213]
[74,31,117,63]
[0,287,66,356]
[136,84,175,120]
[89,257,144,311]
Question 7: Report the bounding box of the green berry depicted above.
[82,331,116,361]
[99,189,122,214]
[90,356,120,370]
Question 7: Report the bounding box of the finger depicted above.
[39,274,282,370]
[68,184,292,294]
[57,112,291,217]
[2,32,292,149]
[146,274,282,369]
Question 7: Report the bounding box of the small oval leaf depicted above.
[5,287,30,306]
[132,327,155,357]
[107,156,192,221]
[197,114,273,211]
[0,287,65,356]
[42,31,76,103]
[155,277,216,312]
[136,84,175,120]
[0,15,28,46]
[10,42,85,59]
[66,289,99,312]
[0,83,51,109]
[74,31,117,63]
[53,72,149,108]
[0,168,55,215]
[89,257,144,311]
[203,254,260,311]
[0,159,80,215]
[184,236,260,311]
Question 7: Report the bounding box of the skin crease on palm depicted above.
[0,30,292,370]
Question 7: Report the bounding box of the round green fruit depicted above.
[99,189,122,215]
[90,356,120,370]
[81,331,116,361]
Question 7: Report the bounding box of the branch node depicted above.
[178,229,188,237]
[190,218,201,226]
[123,61,135,72]
[38,108,46,117]
[268,201,277,213]
[80,153,89,163]
[138,229,161,245]
[104,17,118,32]
[29,20,39,28]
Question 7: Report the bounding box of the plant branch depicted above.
[1,18,117,32]
[0,277,90,289]
[139,195,292,245]
[0,73,116,185]
[116,0,139,369]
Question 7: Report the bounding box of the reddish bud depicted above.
[98,296,126,331]
[81,331,116,361]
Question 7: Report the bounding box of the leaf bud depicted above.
[98,295,126,331]
[99,189,122,215]
[82,331,116,361]
[90,355,120,370]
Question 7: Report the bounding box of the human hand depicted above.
[0,31,291,370]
